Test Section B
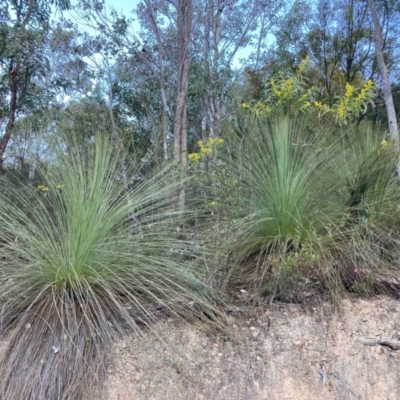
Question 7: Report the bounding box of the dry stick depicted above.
[328,372,357,398]
[357,336,400,350]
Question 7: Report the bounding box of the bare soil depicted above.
[105,295,400,400]
[1,295,399,399]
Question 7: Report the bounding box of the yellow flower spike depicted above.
[296,55,310,78]
[56,184,64,190]
[270,78,282,97]
[337,101,346,120]
[283,78,294,97]
[344,82,354,98]
[216,138,224,144]
[197,140,204,148]
[38,185,50,192]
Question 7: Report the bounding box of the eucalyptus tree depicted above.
[190,0,284,139]
[368,0,399,141]
[306,0,387,108]
[75,0,176,161]
[246,0,400,128]
[0,0,71,171]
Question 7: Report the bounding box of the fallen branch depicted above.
[356,337,377,346]
[357,336,400,350]
[378,337,400,350]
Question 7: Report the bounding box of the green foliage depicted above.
[242,58,376,124]
[187,135,242,225]
[215,116,400,301]
[216,117,343,292]
[226,117,343,252]
[340,127,399,222]
[0,136,224,399]
[337,126,400,276]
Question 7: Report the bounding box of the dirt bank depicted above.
[106,295,400,399]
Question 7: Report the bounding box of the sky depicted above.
[103,0,259,67]
[67,0,265,69]
[108,0,140,13]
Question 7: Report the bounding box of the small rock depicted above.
[135,373,143,382]
[139,384,147,392]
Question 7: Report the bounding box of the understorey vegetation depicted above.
[1,0,400,398]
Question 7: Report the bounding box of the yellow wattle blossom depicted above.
[38,185,49,192]
[296,56,310,78]
[314,101,331,112]
[355,79,374,107]
[188,153,201,161]
[337,101,347,120]
[190,137,224,161]
[344,82,354,99]
[270,78,282,97]
[298,88,313,103]
[200,147,212,155]
[300,101,311,110]
[281,77,294,97]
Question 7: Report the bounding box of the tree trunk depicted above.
[144,0,169,160]
[173,0,192,211]
[0,62,19,172]
[367,0,399,141]
[173,0,192,165]
[160,82,169,160]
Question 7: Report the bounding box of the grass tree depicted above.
[338,126,400,286]
[218,117,345,297]
[218,116,400,302]
[0,136,224,399]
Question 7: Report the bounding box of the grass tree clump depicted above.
[0,136,224,399]
[218,116,400,302]
[219,117,346,299]
[337,127,400,290]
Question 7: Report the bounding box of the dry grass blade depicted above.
[0,290,110,400]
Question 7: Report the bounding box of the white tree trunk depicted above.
[367,0,399,141]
